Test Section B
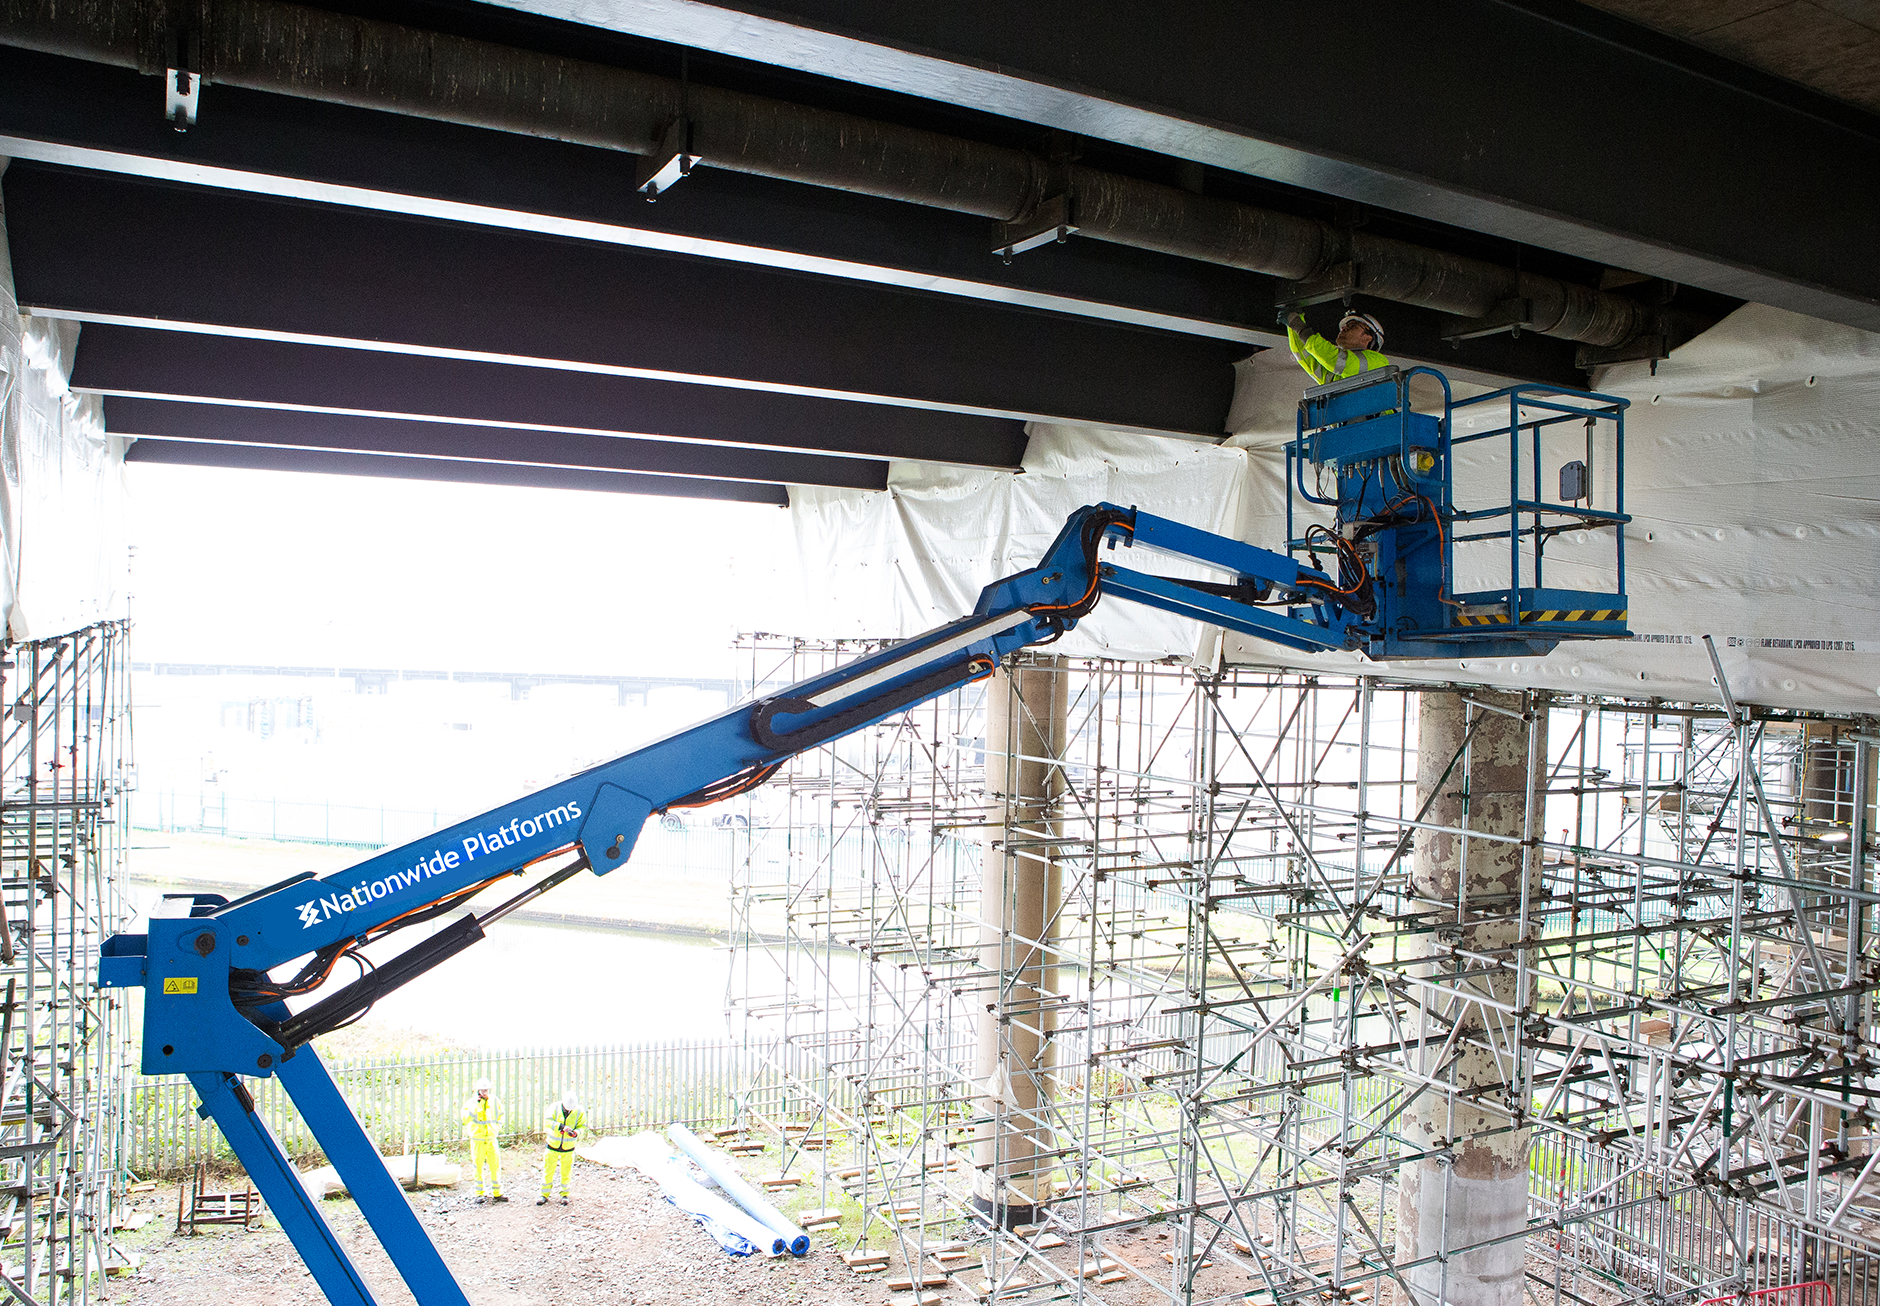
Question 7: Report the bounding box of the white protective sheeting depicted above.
[791,303,1878,716]
[1221,304,1880,715]
[790,425,1252,664]
[299,1152,463,1198]
[0,169,132,640]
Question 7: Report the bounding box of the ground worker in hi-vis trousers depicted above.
[462,1077,507,1203]
[1285,310,1390,384]
[539,1090,587,1205]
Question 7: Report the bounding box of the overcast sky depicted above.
[126,464,803,676]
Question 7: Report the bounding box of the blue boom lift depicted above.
[100,368,1627,1306]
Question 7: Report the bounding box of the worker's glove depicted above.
[1286,312,1309,334]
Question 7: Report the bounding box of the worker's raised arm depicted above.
[1287,312,1338,383]
[1287,309,1389,383]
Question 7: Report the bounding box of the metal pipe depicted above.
[0,0,1043,219]
[0,0,1659,347]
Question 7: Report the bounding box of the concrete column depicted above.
[1801,722,1873,830]
[974,659,1066,1228]
[1397,690,1546,1306]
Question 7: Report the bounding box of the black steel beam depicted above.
[0,45,1587,387]
[4,163,1242,438]
[534,0,1880,332]
[101,396,889,490]
[71,326,1026,468]
[0,45,1252,345]
[124,438,788,503]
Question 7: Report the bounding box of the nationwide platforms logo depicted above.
[292,799,585,928]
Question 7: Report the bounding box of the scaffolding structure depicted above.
[0,622,136,1301]
[726,636,1880,1306]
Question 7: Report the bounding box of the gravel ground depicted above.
[103,1161,880,1306]
[98,1153,1249,1306]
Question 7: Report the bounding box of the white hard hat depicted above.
[1338,311,1385,349]
[474,1077,492,1093]
[561,1089,579,1111]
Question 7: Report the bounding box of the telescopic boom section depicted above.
[109,502,1347,1003]
[89,500,1391,1306]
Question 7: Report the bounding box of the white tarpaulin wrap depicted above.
[0,169,131,639]
[1220,303,1880,715]
[794,303,1877,716]
[790,425,1251,664]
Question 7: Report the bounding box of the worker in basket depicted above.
[462,1077,507,1204]
[539,1089,587,1206]
[1286,309,1389,384]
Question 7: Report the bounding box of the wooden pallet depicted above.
[177,1164,260,1235]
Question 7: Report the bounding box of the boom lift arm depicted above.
[97,371,1631,1306]
[100,501,1345,1306]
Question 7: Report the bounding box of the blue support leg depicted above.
[276,1048,472,1306]
[186,1071,380,1306]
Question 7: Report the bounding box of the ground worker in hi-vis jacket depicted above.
[1286,309,1390,384]
[462,1078,507,1203]
[539,1090,587,1205]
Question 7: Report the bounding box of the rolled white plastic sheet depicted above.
[607,1131,784,1256]
[668,1123,812,1256]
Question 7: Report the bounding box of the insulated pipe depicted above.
[0,0,1653,348]
[0,0,1041,220]
[1070,169,1650,343]
[668,1123,810,1256]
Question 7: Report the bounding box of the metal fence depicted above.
[131,787,750,872]
[133,787,453,849]
[127,1040,748,1177]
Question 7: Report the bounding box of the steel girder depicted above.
[71,324,1026,466]
[3,161,1243,438]
[0,45,1589,387]
[100,396,891,490]
[70,324,1024,470]
[124,439,790,502]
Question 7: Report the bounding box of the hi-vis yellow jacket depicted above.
[461,1094,503,1143]
[1287,321,1390,386]
[545,1104,587,1153]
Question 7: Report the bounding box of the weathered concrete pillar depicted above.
[1397,690,1545,1306]
[974,659,1067,1228]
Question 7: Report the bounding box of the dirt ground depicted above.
[100,1154,1236,1306]
[106,1160,874,1306]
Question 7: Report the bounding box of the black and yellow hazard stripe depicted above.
[1454,609,1627,627]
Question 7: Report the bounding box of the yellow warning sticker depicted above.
[163,977,199,995]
